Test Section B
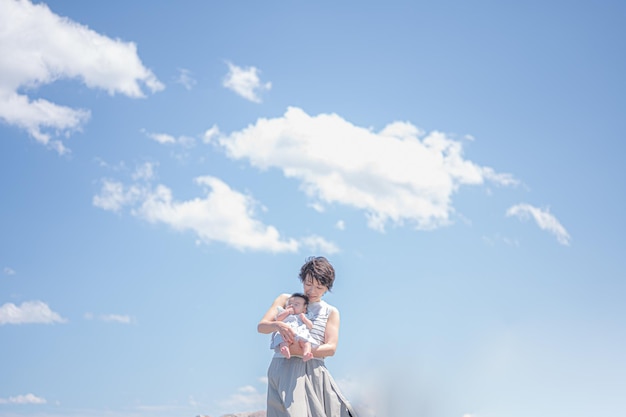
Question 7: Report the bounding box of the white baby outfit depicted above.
[270,306,319,350]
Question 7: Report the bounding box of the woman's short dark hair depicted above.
[299,256,335,291]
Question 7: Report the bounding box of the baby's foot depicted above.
[280,345,291,359]
[303,352,313,362]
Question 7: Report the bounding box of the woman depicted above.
[258,256,357,417]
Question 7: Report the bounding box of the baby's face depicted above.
[287,297,306,314]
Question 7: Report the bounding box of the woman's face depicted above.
[303,276,327,303]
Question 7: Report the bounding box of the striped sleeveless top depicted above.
[306,300,332,346]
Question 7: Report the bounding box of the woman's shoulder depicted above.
[320,300,339,314]
[271,293,291,306]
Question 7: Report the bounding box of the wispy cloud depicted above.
[223,62,271,103]
[208,107,518,232]
[0,0,163,153]
[482,233,520,247]
[141,129,196,147]
[301,235,340,254]
[0,393,47,405]
[92,180,142,213]
[506,203,571,245]
[131,162,157,181]
[84,313,134,324]
[217,385,265,415]
[92,163,156,212]
[93,166,336,253]
[101,314,133,324]
[174,68,197,90]
[0,301,67,325]
[3,266,16,276]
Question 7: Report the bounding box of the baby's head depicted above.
[286,292,309,314]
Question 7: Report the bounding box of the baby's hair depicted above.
[290,292,309,306]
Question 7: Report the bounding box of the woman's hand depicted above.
[275,321,295,344]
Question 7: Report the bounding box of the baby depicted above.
[270,292,317,361]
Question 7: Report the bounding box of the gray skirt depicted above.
[266,357,357,417]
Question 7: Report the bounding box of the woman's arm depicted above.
[257,294,295,343]
[314,307,340,358]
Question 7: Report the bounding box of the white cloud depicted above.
[506,203,571,245]
[142,129,196,147]
[175,68,197,90]
[131,162,157,181]
[213,107,517,232]
[0,0,164,152]
[138,176,298,252]
[0,301,67,325]
[92,180,144,212]
[0,393,47,405]
[301,235,340,254]
[147,132,176,144]
[335,220,346,231]
[101,314,132,324]
[3,266,16,275]
[223,62,271,103]
[84,313,133,324]
[217,385,265,415]
[203,124,221,143]
[93,172,304,253]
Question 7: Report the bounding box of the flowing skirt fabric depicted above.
[267,357,357,417]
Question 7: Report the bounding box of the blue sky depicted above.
[1,0,625,416]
